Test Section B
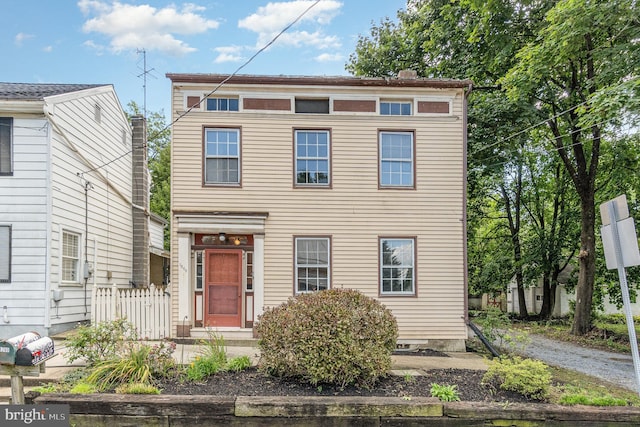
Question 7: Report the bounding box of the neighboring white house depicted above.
[506,280,640,317]
[0,83,140,337]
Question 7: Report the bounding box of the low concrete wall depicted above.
[35,394,640,426]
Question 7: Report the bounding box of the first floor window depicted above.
[0,225,10,282]
[62,230,80,282]
[295,237,330,293]
[380,238,415,295]
[205,128,240,184]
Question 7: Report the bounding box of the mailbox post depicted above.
[0,332,55,404]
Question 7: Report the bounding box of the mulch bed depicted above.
[156,367,535,403]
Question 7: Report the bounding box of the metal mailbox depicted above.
[0,332,44,365]
[15,337,55,366]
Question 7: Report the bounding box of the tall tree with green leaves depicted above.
[502,0,640,334]
[126,101,171,250]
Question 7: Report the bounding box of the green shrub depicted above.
[430,383,461,402]
[64,319,138,366]
[147,340,177,377]
[256,288,398,389]
[115,382,161,394]
[482,356,551,400]
[227,355,252,372]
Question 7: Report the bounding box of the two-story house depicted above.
[0,83,150,337]
[167,73,472,350]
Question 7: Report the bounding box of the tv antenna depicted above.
[136,48,157,118]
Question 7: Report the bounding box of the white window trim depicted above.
[0,225,11,283]
[380,237,415,296]
[294,237,331,294]
[60,227,82,286]
[380,100,413,116]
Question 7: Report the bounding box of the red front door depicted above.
[204,249,242,327]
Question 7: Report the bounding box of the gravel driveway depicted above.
[519,334,639,392]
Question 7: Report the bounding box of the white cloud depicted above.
[315,52,343,62]
[78,0,220,56]
[15,32,34,46]
[214,46,243,63]
[43,46,53,53]
[83,39,106,55]
[239,1,342,49]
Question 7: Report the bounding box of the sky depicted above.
[3,0,406,117]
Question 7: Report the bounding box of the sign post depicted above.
[600,195,640,395]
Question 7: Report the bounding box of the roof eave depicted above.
[166,73,473,89]
[0,99,45,114]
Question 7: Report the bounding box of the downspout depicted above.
[463,82,473,324]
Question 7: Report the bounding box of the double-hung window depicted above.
[0,117,12,175]
[295,237,330,293]
[204,128,240,185]
[0,225,10,282]
[62,230,80,282]
[380,238,415,295]
[379,131,414,188]
[295,130,330,186]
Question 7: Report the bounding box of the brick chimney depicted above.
[398,69,418,79]
[131,115,149,288]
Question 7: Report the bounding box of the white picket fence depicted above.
[91,283,171,339]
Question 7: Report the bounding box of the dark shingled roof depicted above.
[0,83,105,100]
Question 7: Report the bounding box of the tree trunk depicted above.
[571,193,597,335]
[539,275,553,319]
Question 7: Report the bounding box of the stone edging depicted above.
[35,394,640,425]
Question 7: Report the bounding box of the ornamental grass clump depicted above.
[256,288,398,389]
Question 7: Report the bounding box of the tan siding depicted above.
[171,82,466,341]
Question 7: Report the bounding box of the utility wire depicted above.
[80,0,321,175]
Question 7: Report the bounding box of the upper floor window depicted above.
[380,101,412,116]
[379,131,414,188]
[380,238,415,295]
[295,98,329,114]
[0,117,13,175]
[0,225,10,283]
[62,230,80,282]
[295,237,330,293]
[295,130,330,186]
[206,97,239,112]
[204,128,240,185]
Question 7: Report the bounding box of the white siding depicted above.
[0,117,50,332]
[47,87,133,327]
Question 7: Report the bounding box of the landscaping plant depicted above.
[482,356,552,400]
[430,383,461,402]
[64,319,138,366]
[256,288,398,389]
[185,333,228,381]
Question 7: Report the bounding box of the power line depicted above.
[80,0,321,175]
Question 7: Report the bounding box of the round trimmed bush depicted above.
[256,288,398,389]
